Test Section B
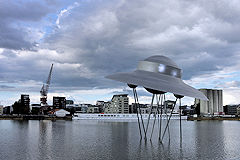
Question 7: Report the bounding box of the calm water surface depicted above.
[0,120,240,160]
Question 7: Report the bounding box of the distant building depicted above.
[3,106,12,114]
[31,104,41,115]
[21,94,30,108]
[130,103,148,114]
[87,106,99,113]
[104,94,129,114]
[79,104,88,113]
[237,106,240,116]
[195,89,223,116]
[96,101,104,106]
[181,105,195,115]
[12,94,30,114]
[223,105,238,115]
[0,105,3,114]
[66,100,74,105]
[129,103,137,114]
[138,107,149,114]
[31,104,41,109]
[164,100,175,109]
[66,100,75,110]
[53,97,66,109]
[96,101,105,113]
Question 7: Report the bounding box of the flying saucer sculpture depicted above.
[106,55,207,100]
[106,55,208,142]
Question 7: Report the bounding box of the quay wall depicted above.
[0,115,72,120]
[187,116,240,121]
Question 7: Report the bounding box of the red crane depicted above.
[40,64,53,106]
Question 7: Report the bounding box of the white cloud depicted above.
[56,2,80,28]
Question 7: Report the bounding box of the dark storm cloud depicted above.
[0,0,49,50]
[1,0,240,94]
[44,0,240,90]
[0,0,72,50]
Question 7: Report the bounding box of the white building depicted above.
[55,109,70,117]
[87,106,99,113]
[195,89,223,116]
[104,94,129,114]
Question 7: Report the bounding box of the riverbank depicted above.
[0,115,72,120]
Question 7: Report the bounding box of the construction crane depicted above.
[40,64,53,106]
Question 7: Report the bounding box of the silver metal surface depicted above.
[106,55,208,100]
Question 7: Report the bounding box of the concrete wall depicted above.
[213,90,219,113]
[199,89,208,115]
[196,89,223,115]
[218,90,223,112]
[0,105,3,114]
[208,90,213,114]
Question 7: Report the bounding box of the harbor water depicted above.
[0,120,240,160]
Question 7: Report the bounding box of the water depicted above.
[0,120,240,160]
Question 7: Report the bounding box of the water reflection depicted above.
[38,120,53,159]
[1,120,240,160]
[110,122,129,160]
[195,121,225,159]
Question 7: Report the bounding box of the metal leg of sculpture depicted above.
[161,98,178,141]
[145,94,155,140]
[132,88,142,139]
[134,88,147,138]
[158,94,163,143]
[179,98,182,144]
[150,94,161,141]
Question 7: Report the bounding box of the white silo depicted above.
[218,90,223,112]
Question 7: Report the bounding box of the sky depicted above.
[1,0,240,106]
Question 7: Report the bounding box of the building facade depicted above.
[21,94,30,108]
[87,106,99,113]
[66,100,74,105]
[96,101,105,113]
[0,105,3,114]
[195,89,223,116]
[104,94,129,114]
[223,105,238,115]
[53,97,66,109]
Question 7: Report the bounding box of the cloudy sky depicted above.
[1,0,240,106]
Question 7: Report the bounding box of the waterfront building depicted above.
[96,101,104,106]
[21,94,30,108]
[130,103,149,114]
[0,105,3,114]
[237,106,240,116]
[12,94,30,114]
[31,104,41,114]
[66,100,75,110]
[73,104,88,113]
[96,101,105,113]
[195,89,223,116]
[87,106,99,113]
[223,105,238,115]
[66,100,74,105]
[129,104,136,114]
[104,94,129,114]
[164,100,175,109]
[80,104,88,113]
[138,107,149,114]
[53,97,66,109]
[3,106,11,114]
